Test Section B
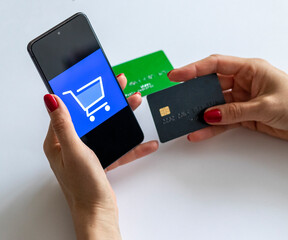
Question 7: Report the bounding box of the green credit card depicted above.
[112,50,179,97]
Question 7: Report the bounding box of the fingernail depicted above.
[167,70,173,77]
[44,94,58,112]
[187,135,191,141]
[116,73,124,78]
[204,109,222,123]
[132,92,141,97]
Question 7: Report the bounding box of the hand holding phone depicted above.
[42,72,158,238]
[28,13,154,168]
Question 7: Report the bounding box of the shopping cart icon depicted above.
[62,76,110,122]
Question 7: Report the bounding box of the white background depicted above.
[1,0,288,239]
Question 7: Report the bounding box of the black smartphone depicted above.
[28,13,144,169]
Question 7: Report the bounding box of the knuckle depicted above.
[209,54,221,61]
[43,140,54,166]
[209,54,221,58]
[239,61,256,81]
[261,96,278,111]
[43,139,49,156]
[248,58,273,80]
[257,96,281,124]
[250,58,269,69]
[254,58,268,65]
[43,138,54,161]
[226,103,242,121]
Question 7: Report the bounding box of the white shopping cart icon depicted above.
[62,76,110,122]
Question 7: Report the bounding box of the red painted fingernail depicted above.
[132,92,141,96]
[167,70,173,77]
[187,135,191,141]
[116,73,124,78]
[44,94,58,112]
[204,109,222,123]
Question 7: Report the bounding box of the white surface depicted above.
[1,0,288,239]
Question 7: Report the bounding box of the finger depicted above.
[45,123,59,146]
[43,123,60,160]
[116,73,127,90]
[203,100,262,125]
[223,90,234,103]
[105,140,159,171]
[168,55,247,82]
[187,124,240,142]
[218,74,234,90]
[127,92,142,111]
[242,121,288,141]
[44,94,79,149]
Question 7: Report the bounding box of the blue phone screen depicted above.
[49,49,128,137]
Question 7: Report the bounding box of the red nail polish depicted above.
[204,109,222,123]
[44,94,58,112]
[187,135,191,141]
[132,92,141,96]
[167,70,173,77]
[116,73,124,78]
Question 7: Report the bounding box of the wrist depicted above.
[71,204,121,240]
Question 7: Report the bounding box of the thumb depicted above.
[44,94,79,148]
[203,100,262,125]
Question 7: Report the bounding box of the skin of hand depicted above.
[43,73,158,240]
[168,54,288,141]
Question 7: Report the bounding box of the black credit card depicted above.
[147,74,225,143]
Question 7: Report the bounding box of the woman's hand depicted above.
[168,55,288,141]
[43,73,158,239]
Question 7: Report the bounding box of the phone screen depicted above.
[31,14,128,137]
[28,13,143,168]
[49,48,128,137]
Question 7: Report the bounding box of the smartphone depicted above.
[27,13,144,168]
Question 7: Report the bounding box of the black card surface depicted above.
[147,74,225,143]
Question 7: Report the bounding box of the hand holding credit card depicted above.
[113,51,225,143]
[147,74,225,143]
